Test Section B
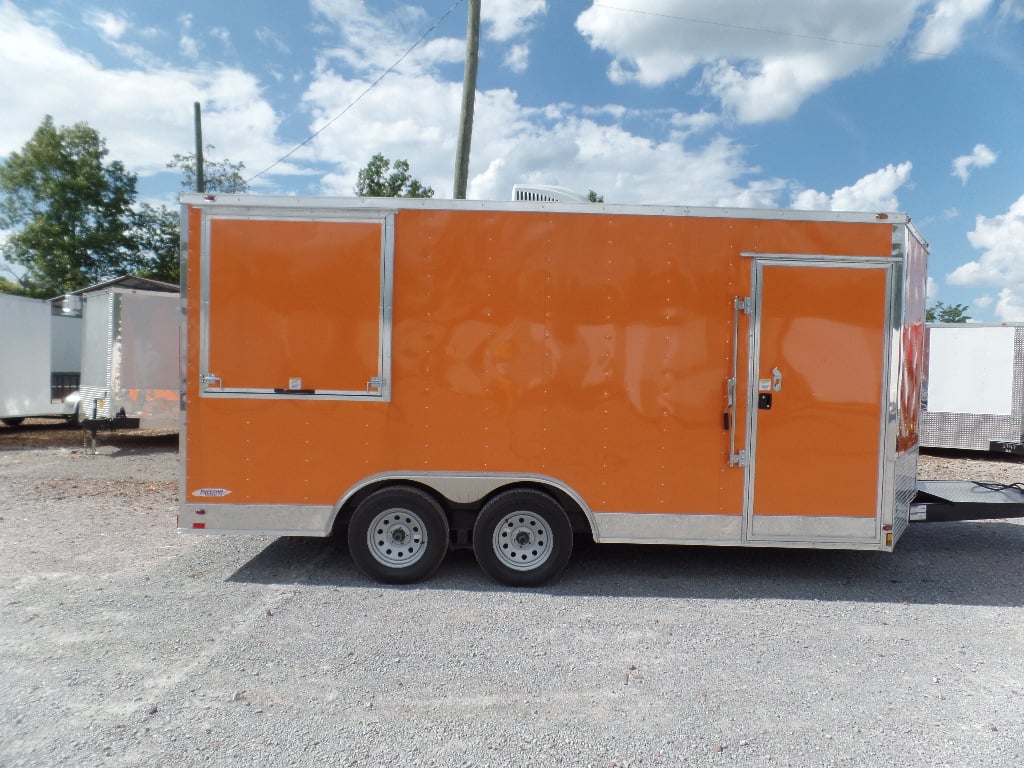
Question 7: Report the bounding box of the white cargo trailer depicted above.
[0,293,81,425]
[920,323,1024,452]
[78,288,180,433]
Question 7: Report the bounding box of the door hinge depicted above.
[729,449,747,468]
[735,296,753,315]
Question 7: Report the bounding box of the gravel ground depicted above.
[1,421,1022,767]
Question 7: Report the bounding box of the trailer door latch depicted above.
[200,373,223,390]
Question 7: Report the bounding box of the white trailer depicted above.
[0,293,81,426]
[920,323,1024,452]
[77,288,180,434]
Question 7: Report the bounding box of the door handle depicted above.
[771,367,783,392]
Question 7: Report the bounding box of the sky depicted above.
[1,0,1023,320]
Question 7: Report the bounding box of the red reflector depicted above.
[193,522,206,529]
[196,509,206,515]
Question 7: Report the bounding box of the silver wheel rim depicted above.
[367,507,428,568]
[492,510,553,571]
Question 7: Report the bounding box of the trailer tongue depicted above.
[913,480,1024,522]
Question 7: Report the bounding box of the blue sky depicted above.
[1,0,1023,320]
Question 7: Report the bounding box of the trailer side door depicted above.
[744,258,894,544]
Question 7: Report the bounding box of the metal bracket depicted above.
[729,450,747,468]
[200,372,223,391]
[735,296,753,315]
[367,376,385,393]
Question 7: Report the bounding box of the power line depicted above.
[246,0,465,185]
[592,1,947,59]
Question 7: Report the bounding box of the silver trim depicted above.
[747,515,880,542]
[181,193,910,226]
[727,296,749,467]
[592,512,742,545]
[740,251,900,265]
[178,503,334,536]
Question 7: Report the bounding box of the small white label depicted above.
[192,488,232,498]
[758,379,771,392]
[288,378,303,390]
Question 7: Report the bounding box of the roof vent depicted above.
[511,184,588,203]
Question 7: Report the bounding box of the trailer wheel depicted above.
[1,417,25,427]
[473,489,573,587]
[347,486,449,584]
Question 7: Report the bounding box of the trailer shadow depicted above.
[228,519,1024,608]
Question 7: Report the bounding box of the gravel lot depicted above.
[1,421,1022,767]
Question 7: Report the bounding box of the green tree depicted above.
[131,203,180,285]
[355,154,434,198]
[0,116,139,297]
[588,190,604,203]
[167,146,249,193]
[925,302,970,323]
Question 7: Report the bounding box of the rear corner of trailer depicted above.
[886,221,929,550]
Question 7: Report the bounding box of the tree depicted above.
[926,302,970,323]
[588,190,604,203]
[355,154,434,198]
[0,116,139,297]
[131,203,180,285]
[167,146,249,193]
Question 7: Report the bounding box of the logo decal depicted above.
[192,488,232,498]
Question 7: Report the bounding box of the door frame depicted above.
[740,253,901,545]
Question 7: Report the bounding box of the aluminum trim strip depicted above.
[180,193,910,225]
[179,503,333,536]
[592,512,741,545]
[747,515,880,542]
[740,252,900,264]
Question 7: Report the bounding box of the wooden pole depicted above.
[194,102,205,194]
[453,0,480,199]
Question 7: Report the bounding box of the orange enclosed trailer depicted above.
[178,194,928,585]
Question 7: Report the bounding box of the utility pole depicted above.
[194,101,205,194]
[453,0,480,199]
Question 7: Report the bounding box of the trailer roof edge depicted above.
[179,193,911,226]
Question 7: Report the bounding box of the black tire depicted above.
[347,486,450,584]
[473,488,573,587]
[1,417,25,427]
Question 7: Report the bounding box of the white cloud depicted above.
[1000,0,1024,19]
[913,0,993,58]
[83,9,128,41]
[483,0,547,42]
[0,3,287,184]
[575,1,987,123]
[972,294,993,308]
[791,163,913,212]
[301,58,769,206]
[947,195,1024,320]
[952,143,997,183]
[994,288,1024,319]
[256,26,292,55]
[504,43,530,73]
[926,276,939,301]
